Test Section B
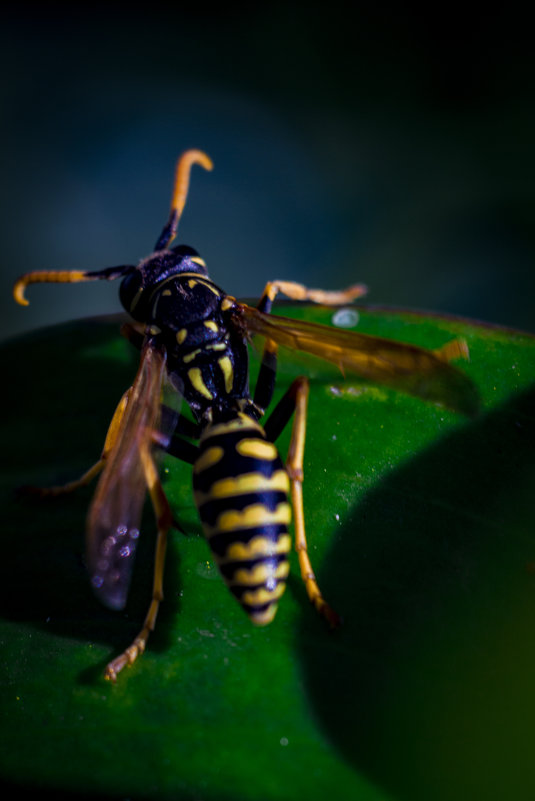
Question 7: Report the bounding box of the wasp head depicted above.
[119,245,208,321]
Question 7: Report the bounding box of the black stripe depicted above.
[201,426,266,449]
[209,523,288,557]
[193,452,284,494]
[197,490,288,527]
[218,554,288,582]
[229,580,284,602]
[240,600,277,616]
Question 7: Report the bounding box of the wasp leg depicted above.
[264,377,340,628]
[166,431,199,463]
[22,388,132,498]
[257,279,367,314]
[104,437,174,682]
[162,431,200,535]
[253,336,279,414]
[253,279,366,412]
[170,415,202,443]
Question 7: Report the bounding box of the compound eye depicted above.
[119,270,145,319]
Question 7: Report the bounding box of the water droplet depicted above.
[332,308,359,328]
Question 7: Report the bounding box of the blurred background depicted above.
[2,2,534,341]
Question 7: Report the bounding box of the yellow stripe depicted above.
[188,368,213,399]
[249,604,278,625]
[218,355,234,393]
[176,328,188,345]
[202,413,262,440]
[229,560,290,587]
[196,280,221,296]
[191,256,207,268]
[204,320,218,332]
[242,583,286,606]
[205,503,291,537]
[148,272,219,298]
[129,285,144,313]
[194,470,289,504]
[218,533,291,563]
[194,446,224,473]
[236,439,278,460]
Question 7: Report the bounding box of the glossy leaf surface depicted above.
[1,306,534,801]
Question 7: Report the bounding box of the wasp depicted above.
[13,149,478,681]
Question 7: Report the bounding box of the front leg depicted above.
[257,279,367,314]
[253,279,367,412]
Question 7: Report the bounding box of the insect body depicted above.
[14,150,479,681]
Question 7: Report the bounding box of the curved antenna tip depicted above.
[13,277,30,306]
[180,149,213,173]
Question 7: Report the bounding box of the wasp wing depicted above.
[237,304,479,416]
[86,343,168,610]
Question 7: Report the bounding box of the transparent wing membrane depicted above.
[86,344,168,610]
[238,304,479,416]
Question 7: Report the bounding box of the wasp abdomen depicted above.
[193,413,291,625]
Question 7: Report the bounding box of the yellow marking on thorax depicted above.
[194,470,289,504]
[218,355,234,393]
[218,533,291,562]
[176,328,188,345]
[236,439,278,460]
[204,320,218,332]
[221,296,236,311]
[191,256,206,268]
[205,502,291,537]
[194,446,224,473]
[207,342,227,351]
[188,368,213,399]
[188,279,198,288]
[183,348,201,364]
[162,289,172,296]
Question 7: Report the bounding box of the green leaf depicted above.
[1,306,534,801]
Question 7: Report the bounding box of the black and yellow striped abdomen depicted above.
[193,413,291,625]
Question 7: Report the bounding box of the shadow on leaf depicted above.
[300,384,535,801]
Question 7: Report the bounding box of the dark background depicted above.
[2,3,534,341]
